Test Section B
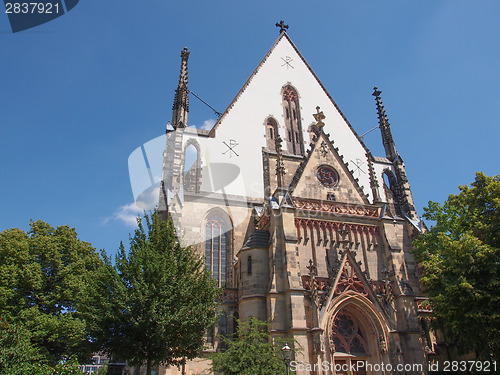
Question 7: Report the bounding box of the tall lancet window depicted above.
[281,85,304,156]
[205,213,229,287]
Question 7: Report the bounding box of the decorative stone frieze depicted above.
[293,198,379,217]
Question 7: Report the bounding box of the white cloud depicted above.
[105,202,143,227]
[135,186,160,210]
[199,118,216,130]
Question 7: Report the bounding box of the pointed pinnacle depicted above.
[373,86,382,97]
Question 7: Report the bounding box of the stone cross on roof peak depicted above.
[275,20,289,34]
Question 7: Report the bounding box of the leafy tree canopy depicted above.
[413,172,500,359]
[89,211,220,375]
[0,318,40,374]
[0,220,105,365]
[211,317,293,375]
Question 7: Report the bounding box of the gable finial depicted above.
[372,86,397,161]
[275,20,289,34]
[313,106,326,129]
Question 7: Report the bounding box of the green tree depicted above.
[211,317,293,375]
[91,212,220,375]
[413,172,500,359]
[0,318,40,374]
[0,220,105,365]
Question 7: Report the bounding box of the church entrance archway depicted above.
[331,311,369,375]
[324,298,389,375]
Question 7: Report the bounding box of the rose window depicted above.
[317,165,339,187]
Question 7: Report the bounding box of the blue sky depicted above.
[1,1,499,256]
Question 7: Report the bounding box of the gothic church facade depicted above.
[158,26,431,375]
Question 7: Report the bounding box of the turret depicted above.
[373,87,397,161]
[373,87,417,219]
[159,48,190,221]
[171,47,190,129]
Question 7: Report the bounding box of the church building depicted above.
[158,23,432,375]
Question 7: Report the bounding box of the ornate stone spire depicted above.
[171,47,190,129]
[373,87,417,219]
[373,87,397,161]
[275,134,286,188]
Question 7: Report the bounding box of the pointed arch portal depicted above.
[320,293,391,375]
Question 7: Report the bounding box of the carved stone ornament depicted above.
[317,141,329,157]
[379,336,388,353]
[313,106,326,128]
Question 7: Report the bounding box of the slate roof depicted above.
[373,156,392,164]
[241,230,271,249]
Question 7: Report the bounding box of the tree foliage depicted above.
[413,172,500,359]
[0,220,105,365]
[90,211,220,375]
[0,318,40,374]
[211,317,292,375]
[0,318,84,374]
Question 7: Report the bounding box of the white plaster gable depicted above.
[179,33,373,201]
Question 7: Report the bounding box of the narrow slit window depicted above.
[247,256,252,275]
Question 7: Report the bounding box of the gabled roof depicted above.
[208,32,370,155]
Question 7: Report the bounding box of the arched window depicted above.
[183,141,201,193]
[383,169,403,216]
[282,85,304,156]
[247,256,252,275]
[331,312,368,355]
[205,213,229,287]
[265,117,279,152]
